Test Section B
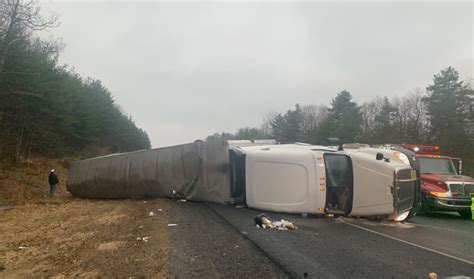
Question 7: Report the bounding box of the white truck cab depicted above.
[232,143,416,221]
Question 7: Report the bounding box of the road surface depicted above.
[200,203,474,278]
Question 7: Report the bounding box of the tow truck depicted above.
[394,144,473,218]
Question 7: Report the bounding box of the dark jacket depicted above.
[49,172,59,185]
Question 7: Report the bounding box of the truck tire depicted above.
[458,210,472,219]
[416,195,430,216]
[407,178,421,220]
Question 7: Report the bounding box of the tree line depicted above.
[207,67,474,173]
[0,0,151,163]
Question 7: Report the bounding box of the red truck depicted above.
[396,144,473,218]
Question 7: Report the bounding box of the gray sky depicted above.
[41,1,473,147]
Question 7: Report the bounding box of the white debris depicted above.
[136,237,151,242]
[254,214,297,230]
[18,246,28,249]
[168,224,178,227]
[158,209,163,212]
[274,220,297,230]
[149,211,155,217]
[143,201,147,204]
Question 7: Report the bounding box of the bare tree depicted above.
[391,88,429,143]
[0,0,58,162]
[0,0,58,82]
[360,96,384,143]
[300,104,327,143]
[260,112,277,137]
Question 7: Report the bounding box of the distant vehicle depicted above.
[392,144,473,218]
[67,140,417,221]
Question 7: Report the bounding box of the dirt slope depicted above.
[0,157,287,278]
[0,157,71,205]
[0,198,171,278]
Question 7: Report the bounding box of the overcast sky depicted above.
[41,1,473,147]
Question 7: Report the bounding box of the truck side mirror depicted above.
[376,153,384,161]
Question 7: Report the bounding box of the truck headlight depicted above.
[430,191,451,198]
[394,211,410,222]
[394,152,410,165]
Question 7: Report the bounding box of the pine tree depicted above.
[270,104,304,143]
[424,67,471,153]
[373,97,397,143]
[319,90,362,143]
[0,0,152,162]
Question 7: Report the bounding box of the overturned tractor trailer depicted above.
[67,140,417,221]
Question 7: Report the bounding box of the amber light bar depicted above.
[398,144,441,155]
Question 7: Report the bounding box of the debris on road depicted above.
[254,214,297,230]
[178,199,187,202]
[18,246,29,249]
[168,224,178,227]
[149,211,155,217]
[235,205,245,208]
[158,209,163,212]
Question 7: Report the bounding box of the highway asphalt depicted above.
[207,203,473,278]
[168,201,288,278]
[168,200,473,278]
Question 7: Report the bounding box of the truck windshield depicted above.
[325,155,351,187]
[323,154,353,214]
[418,157,457,175]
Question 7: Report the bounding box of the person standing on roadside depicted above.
[48,169,59,197]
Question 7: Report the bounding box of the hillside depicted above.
[0,0,150,164]
[0,157,71,205]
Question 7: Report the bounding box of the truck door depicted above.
[324,154,354,214]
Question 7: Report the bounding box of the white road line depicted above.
[340,220,474,266]
[405,222,470,233]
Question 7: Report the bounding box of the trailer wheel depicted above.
[458,210,472,219]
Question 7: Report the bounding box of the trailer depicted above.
[67,140,417,221]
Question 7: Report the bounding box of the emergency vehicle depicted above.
[394,144,473,218]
